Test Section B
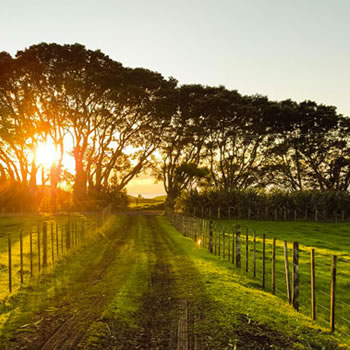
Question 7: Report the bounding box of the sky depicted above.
[1,0,349,197]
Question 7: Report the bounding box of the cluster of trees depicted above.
[157,87,350,208]
[0,43,349,212]
[0,43,175,210]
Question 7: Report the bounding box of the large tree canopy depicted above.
[0,43,349,212]
[0,43,175,209]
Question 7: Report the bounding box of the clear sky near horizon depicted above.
[1,0,349,197]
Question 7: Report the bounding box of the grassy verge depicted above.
[158,216,350,349]
[200,219,350,337]
[0,215,123,346]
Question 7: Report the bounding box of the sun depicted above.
[36,140,58,169]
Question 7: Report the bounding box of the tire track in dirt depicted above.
[103,216,206,350]
[107,216,297,350]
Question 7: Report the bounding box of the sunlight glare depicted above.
[36,140,57,168]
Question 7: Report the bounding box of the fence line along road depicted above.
[4,208,111,300]
[168,212,349,336]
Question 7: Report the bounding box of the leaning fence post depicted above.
[272,238,276,294]
[20,231,24,284]
[292,242,299,310]
[330,255,337,333]
[8,233,12,293]
[284,241,291,304]
[262,234,266,288]
[311,249,316,320]
[236,225,241,268]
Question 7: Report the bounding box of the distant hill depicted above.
[128,195,166,204]
[127,194,166,209]
[152,195,167,201]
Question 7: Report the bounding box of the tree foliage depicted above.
[0,43,349,212]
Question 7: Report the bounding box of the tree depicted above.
[156,84,213,208]
[14,43,176,208]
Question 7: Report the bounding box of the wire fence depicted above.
[0,208,111,300]
[168,212,350,338]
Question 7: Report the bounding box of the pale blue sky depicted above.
[1,0,349,196]
[1,0,349,115]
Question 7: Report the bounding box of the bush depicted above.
[180,189,350,221]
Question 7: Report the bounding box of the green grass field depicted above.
[0,215,347,349]
[191,218,350,338]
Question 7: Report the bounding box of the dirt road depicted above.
[1,216,319,349]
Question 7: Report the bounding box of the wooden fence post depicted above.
[218,207,221,219]
[284,241,291,304]
[253,230,256,278]
[209,220,213,253]
[30,229,33,277]
[61,223,64,254]
[311,249,316,320]
[236,225,241,268]
[51,222,54,263]
[231,228,235,264]
[214,226,217,255]
[218,227,221,256]
[56,222,59,256]
[20,231,23,284]
[292,242,299,310]
[8,233,12,293]
[37,225,41,272]
[228,230,230,261]
[245,229,249,272]
[330,255,337,333]
[262,234,266,289]
[272,238,276,294]
[43,222,48,267]
[222,228,225,259]
[66,220,71,250]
